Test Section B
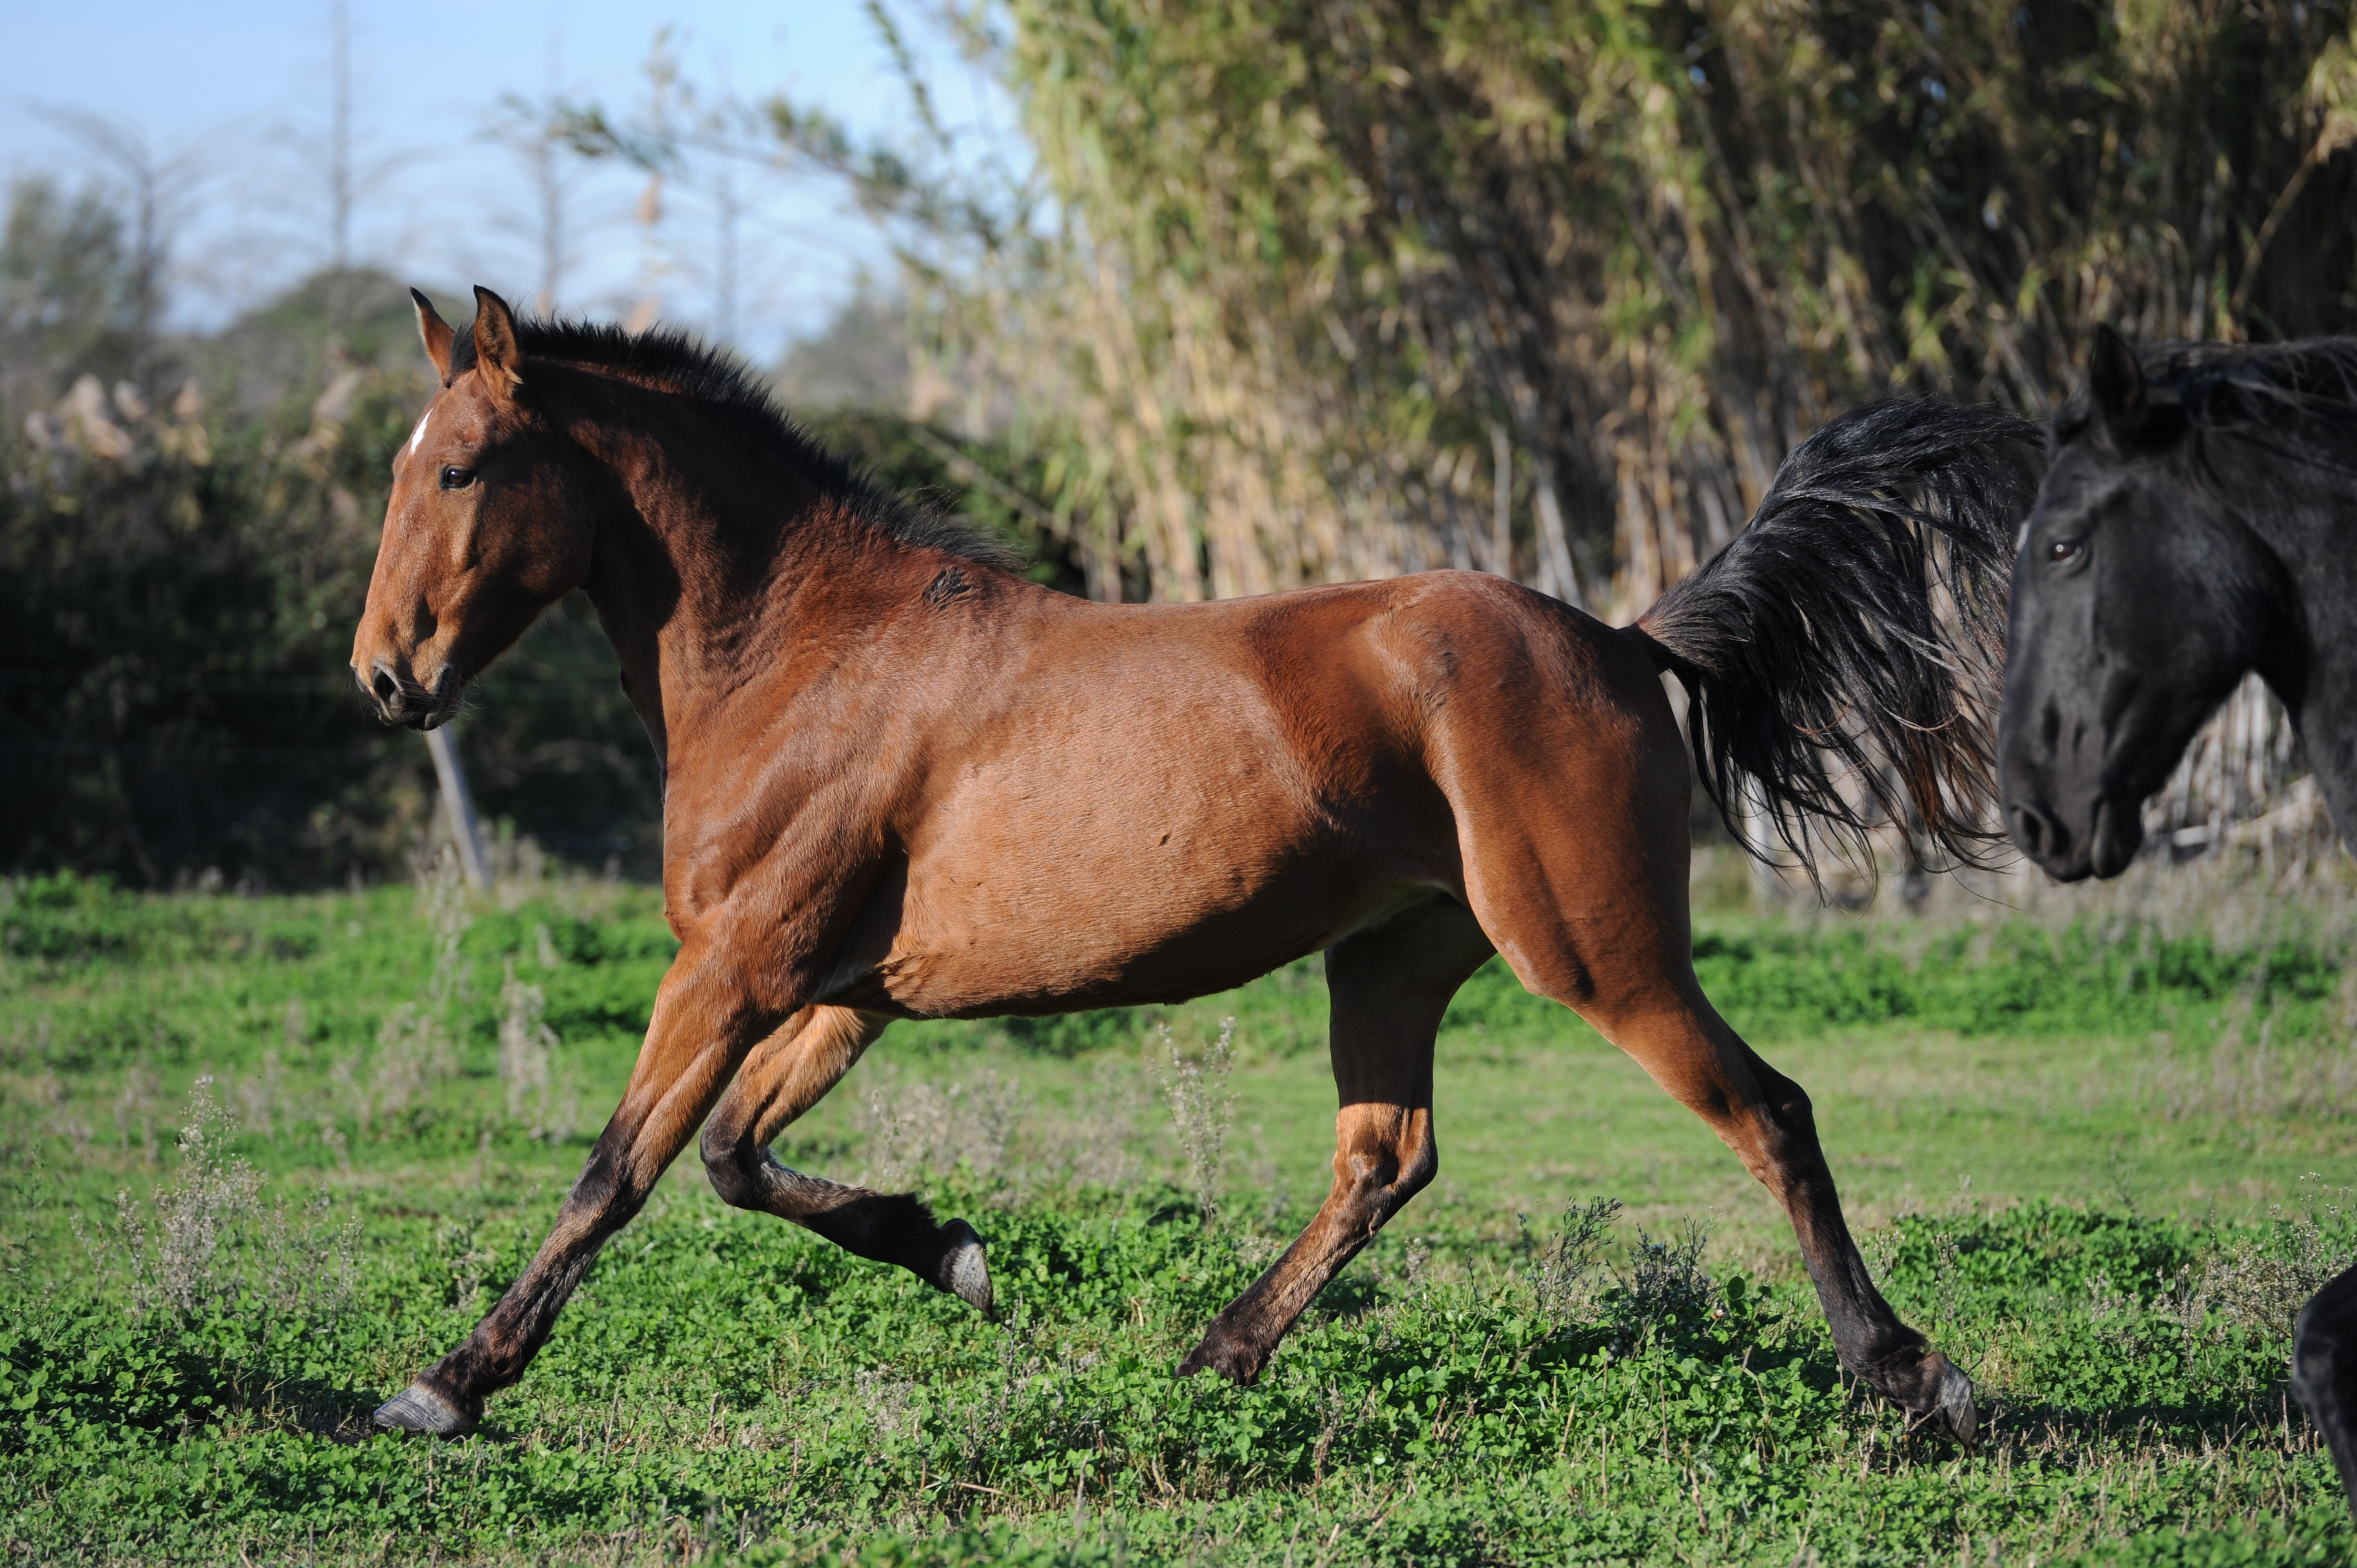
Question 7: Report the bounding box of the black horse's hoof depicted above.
[374,1380,476,1437]
[936,1219,993,1315]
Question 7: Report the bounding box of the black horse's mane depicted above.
[2055,336,2357,462]
[450,313,1022,569]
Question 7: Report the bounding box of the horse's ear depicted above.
[470,285,526,400]
[410,288,455,383]
[2088,323,2147,445]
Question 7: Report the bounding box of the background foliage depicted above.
[860,0,2357,615]
[7,0,2357,881]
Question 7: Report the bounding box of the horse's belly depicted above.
[811,635,1462,1017]
[850,868,1433,1017]
[819,769,1449,1017]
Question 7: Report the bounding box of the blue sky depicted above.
[0,2,1015,360]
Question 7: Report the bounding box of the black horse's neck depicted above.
[2216,419,2357,822]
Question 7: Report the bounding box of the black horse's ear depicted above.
[2088,323,2147,446]
[411,288,455,383]
[470,285,526,401]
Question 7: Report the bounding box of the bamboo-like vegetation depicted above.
[774,1,2343,852]
[913,0,2355,616]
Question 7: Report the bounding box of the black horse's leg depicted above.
[2293,1264,2357,1510]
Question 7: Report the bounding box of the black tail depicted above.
[1635,399,2042,881]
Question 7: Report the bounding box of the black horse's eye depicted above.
[440,466,476,491]
[2046,537,2083,565]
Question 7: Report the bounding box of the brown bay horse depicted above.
[359,286,2037,1440]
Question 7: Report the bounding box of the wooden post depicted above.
[424,725,490,890]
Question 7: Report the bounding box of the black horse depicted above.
[1999,324,2357,1508]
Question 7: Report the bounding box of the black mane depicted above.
[450,313,1022,569]
[2054,336,2357,465]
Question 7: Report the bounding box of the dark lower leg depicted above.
[388,1144,651,1430]
[1179,1102,1431,1382]
[2292,1263,2357,1509]
[1722,1044,1973,1437]
[699,1005,991,1310]
[377,967,776,1436]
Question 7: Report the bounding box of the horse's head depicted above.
[353,287,600,729]
[1998,326,2277,880]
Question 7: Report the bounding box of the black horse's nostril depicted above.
[372,669,400,706]
[2006,803,2058,860]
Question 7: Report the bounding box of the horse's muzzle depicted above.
[359,660,462,730]
[2005,791,2143,881]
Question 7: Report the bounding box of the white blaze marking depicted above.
[406,408,432,456]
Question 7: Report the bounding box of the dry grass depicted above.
[1157,1017,1236,1228]
[852,1063,1027,1191]
[81,1077,357,1327]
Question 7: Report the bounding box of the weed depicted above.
[1040,1059,1144,1190]
[85,1079,357,1328]
[111,1064,160,1163]
[857,1066,1026,1189]
[498,956,573,1139]
[1157,1017,1234,1226]
[1612,1218,1717,1338]
[2174,1182,2356,1348]
[339,847,479,1135]
[362,999,456,1132]
[1524,1194,1621,1327]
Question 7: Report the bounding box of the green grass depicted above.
[3,868,2355,1564]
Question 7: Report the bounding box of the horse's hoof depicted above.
[1909,1355,1978,1444]
[1177,1332,1262,1386]
[373,1381,475,1437]
[939,1220,992,1314]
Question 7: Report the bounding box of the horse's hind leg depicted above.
[1180,895,1495,1383]
[1438,659,1975,1440]
[698,1004,991,1311]
[1590,989,1973,1436]
[2293,1264,2357,1512]
[1480,864,1976,1438]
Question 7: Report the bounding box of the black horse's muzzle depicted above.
[2003,787,2144,881]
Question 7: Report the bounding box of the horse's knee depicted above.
[698,1120,766,1210]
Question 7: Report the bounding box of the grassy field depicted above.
[4,855,2357,1565]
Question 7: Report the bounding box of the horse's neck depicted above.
[574,417,866,775]
[2240,429,2357,824]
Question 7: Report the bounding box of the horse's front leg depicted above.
[2293,1263,2357,1512]
[698,1004,992,1311]
[374,941,791,1436]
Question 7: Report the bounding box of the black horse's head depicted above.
[1998,327,2284,880]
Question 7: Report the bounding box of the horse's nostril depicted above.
[372,670,400,705]
[2006,803,2055,859]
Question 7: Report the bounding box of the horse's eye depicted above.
[2046,538,2082,565]
[440,466,476,491]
